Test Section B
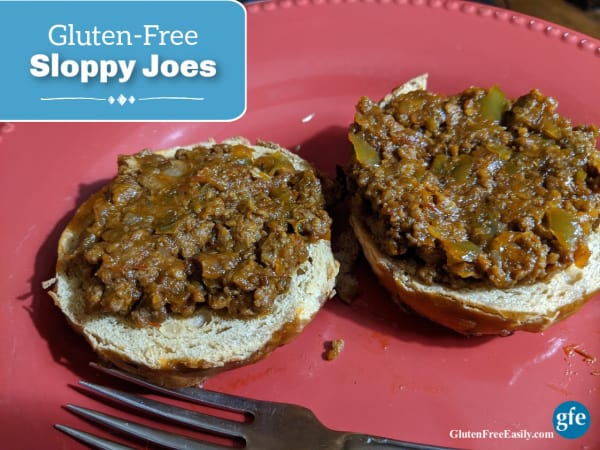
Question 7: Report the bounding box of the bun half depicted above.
[50,138,339,387]
[349,76,600,335]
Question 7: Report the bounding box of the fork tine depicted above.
[91,363,262,413]
[79,380,246,439]
[65,404,228,450]
[55,424,135,450]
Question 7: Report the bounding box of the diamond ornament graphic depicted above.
[39,94,204,106]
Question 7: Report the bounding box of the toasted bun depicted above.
[49,138,339,387]
[350,75,600,336]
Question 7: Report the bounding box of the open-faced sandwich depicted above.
[49,137,339,387]
[347,74,600,335]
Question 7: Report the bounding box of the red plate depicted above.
[1,1,599,449]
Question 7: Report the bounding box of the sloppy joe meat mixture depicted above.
[69,143,331,326]
[349,86,599,288]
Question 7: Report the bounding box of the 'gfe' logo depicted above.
[553,401,591,439]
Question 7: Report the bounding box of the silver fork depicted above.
[55,363,457,450]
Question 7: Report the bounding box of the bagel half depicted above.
[349,75,600,336]
[49,138,339,387]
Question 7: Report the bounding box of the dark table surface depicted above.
[478,0,600,38]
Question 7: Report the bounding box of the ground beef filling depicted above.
[348,87,599,288]
[73,143,331,326]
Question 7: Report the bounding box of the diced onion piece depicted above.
[349,132,380,166]
[547,207,581,251]
[541,117,563,140]
[443,240,482,279]
[428,225,445,240]
[451,154,472,182]
[256,152,295,175]
[486,143,512,161]
[431,154,449,174]
[444,240,481,263]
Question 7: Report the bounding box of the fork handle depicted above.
[342,433,456,450]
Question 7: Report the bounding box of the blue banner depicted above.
[0,0,246,121]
